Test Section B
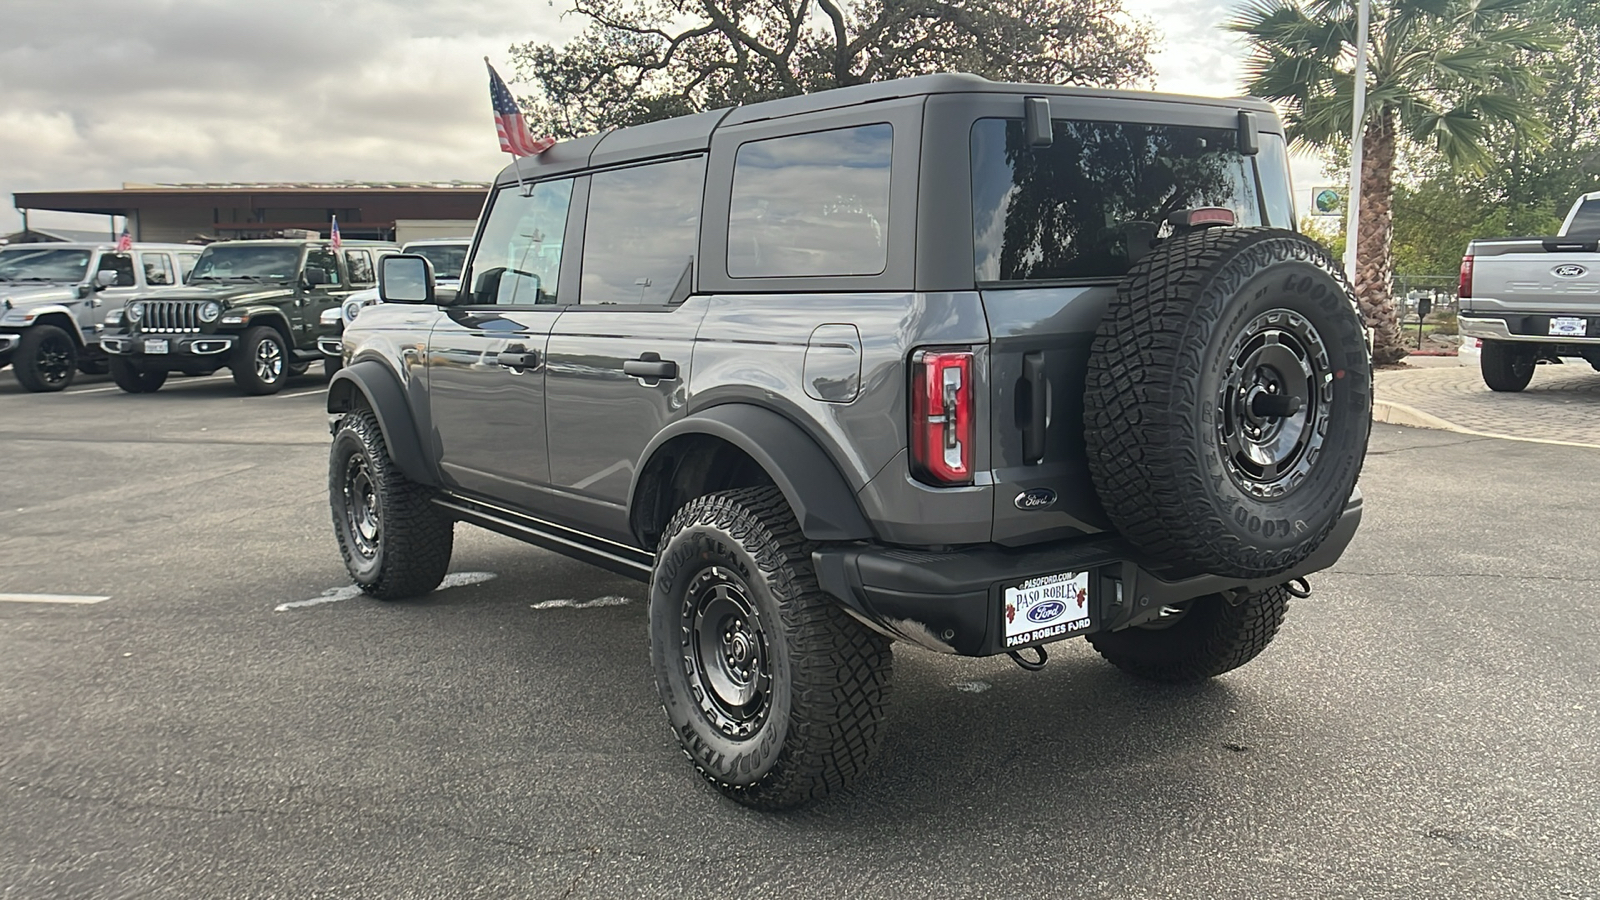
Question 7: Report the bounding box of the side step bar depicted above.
[432,496,654,582]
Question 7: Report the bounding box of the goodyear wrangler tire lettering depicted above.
[1083,228,1371,579]
[648,486,892,810]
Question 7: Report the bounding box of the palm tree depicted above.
[1228,0,1559,364]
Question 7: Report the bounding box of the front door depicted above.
[428,177,575,510]
[296,247,350,345]
[543,156,708,544]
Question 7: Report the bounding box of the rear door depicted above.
[959,97,1286,546]
[542,156,709,544]
[427,178,576,510]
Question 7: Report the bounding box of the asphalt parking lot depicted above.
[2,372,1598,899]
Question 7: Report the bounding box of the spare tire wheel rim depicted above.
[1218,308,1333,498]
[683,566,771,740]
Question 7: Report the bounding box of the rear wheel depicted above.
[232,326,289,395]
[329,407,453,599]
[14,325,78,392]
[78,357,110,376]
[650,486,893,810]
[288,360,312,377]
[1087,585,1290,683]
[1084,228,1371,579]
[1480,340,1536,392]
[109,358,168,393]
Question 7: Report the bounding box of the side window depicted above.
[140,252,174,286]
[97,253,136,287]
[176,253,199,283]
[728,124,892,278]
[306,249,342,287]
[580,156,704,305]
[345,250,374,285]
[464,178,573,306]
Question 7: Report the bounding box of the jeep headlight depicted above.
[127,302,144,322]
[198,301,222,323]
[343,300,363,324]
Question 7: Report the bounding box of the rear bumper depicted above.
[815,490,1362,657]
[1460,313,1600,346]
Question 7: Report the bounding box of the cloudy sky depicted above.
[0,0,1325,236]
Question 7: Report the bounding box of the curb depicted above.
[1371,399,1600,450]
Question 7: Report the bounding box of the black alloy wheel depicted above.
[681,566,774,741]
[14,325,78,392]
[1217,308,1333,499]
[341,452,382,562]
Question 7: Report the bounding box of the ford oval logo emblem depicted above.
[1027,600,1067,623]
[1014,488,1057,511]
[1554,264,1588,278]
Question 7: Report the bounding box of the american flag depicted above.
[486,59,555,157]
[330,215,342,252]
[115,224,132,252]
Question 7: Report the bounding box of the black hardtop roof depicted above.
[495,73,1278,186]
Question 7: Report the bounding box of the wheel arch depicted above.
[327,360,437,487]
[22,309,87,347]
[240,310,295,348]
[628,404,874,549]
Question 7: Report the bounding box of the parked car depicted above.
[318,238,464,375]
[327,74,1370,809]
[0,242,199,391]
[1459,191,1600,390]
[101,238,395,395]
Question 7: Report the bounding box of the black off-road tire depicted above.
[232,326,290,395]
[329,407,453,600]
[650,486,893,810]
[288,360,312,377]
[14,325,78,392]
[109,358,168,394]
[324,356,343,379]
[1087,585,1290,684]
[1480,340,1536,392]
[1084,228,1371,580]
[78,357,110,376]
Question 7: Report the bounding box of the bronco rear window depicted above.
[972,118,1265,284]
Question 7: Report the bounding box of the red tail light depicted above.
[1459,255,1473,299]
[910,349,975,486]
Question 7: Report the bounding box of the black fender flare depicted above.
[326,360,436,487]
[630,404,873,543]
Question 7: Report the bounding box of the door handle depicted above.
[497,348,540,370]
[622,352,678,381]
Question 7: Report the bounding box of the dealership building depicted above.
[8,182,490,245]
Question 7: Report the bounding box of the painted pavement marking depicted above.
[0,593,110,605]
[530,595,633,610]
[275,571,497,612]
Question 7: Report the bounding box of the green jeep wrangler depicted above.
[102,238,395,394]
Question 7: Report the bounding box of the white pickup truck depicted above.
[1459,192,1600,391]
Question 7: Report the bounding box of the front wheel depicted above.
[1086,585,1290,684]
[14,325,78,392]
[324,356,343,379]
[232,326,290,395]
[288,360,312,377]
[1480,340,1536,392]
[650,486,893,810]
[109,358,168,394]
[329,407,453,599]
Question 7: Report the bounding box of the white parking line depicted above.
[275,388,327,399]
[66,386,124,395]
[530,595,633,610]
[0,593,110,605]
[275,571,496,611]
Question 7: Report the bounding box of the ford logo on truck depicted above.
[1027,600,1068,623]
[1554,264,1588,278]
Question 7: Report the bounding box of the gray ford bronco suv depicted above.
[103,238,394,395]
[327,74,1371,809]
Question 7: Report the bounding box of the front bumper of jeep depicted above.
[103,333,237,363]
[0,332,18,367]
[814,490,1362,657]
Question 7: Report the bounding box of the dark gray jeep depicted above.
[327,74,1371,809]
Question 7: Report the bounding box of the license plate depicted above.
[1002,571,1092,649]
[1549,316,1587,337]
[143,339,169,354]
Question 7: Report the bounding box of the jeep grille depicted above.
[141,300,203,333]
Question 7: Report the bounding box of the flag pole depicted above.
[1342,0,1370,284]
[488,57,534,195]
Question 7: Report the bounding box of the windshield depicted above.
[189,246,301,281]
[972,118,1266,283]
[410,244,469,281]
[0,248,93,283]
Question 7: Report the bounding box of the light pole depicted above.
[1342,0,1371,282]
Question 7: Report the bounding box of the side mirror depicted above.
[76,284,93,299]
[378,255,436,305]
[95,270,119,289]
[303,267,327,288]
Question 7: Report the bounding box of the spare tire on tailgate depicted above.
[1084,227,1370,579]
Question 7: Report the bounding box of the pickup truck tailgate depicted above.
[1467,238,1600,316]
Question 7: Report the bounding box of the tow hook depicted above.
[1007,646,1048,671]
[1285,577,1312,599]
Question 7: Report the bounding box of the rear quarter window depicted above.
[1566,199,1600,237]
[972,118,1264,283]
